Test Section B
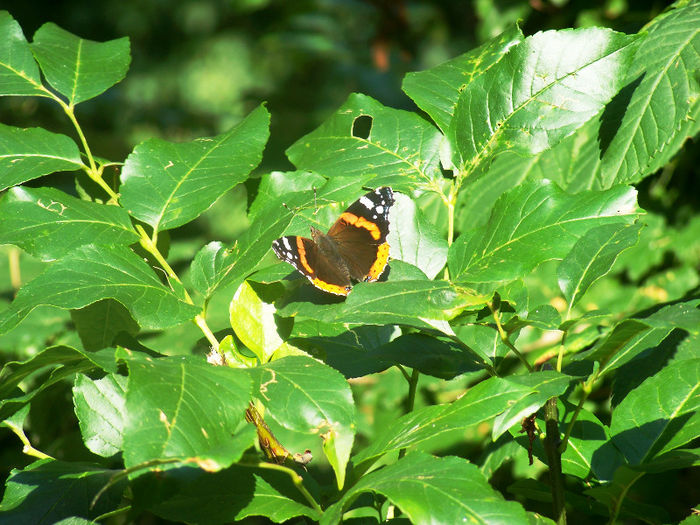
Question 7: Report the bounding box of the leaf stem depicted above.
[544,397,566,525]
[50,94,120,203]
[489,301,533,372]
[253,461,323,515]
[7,421,53,460]
[398,368,421,459]
[442,181,457,280]
[558,365,598,455]
[8,246,21,293]
[135,224,220,350]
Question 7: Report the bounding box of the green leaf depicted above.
[120,104,269,232]
[0,11,45,96]
[449,27,639,169]
[492,371,574,439]
[0,125,84,191]
[0,186,138,260]
[278,280,477,332]
[402,24,524,133]
[229,281,288,363]
[132,466,319,523]
[0,459,126,524]
[73,373,126,457]
[286,93,443,192]
[373,333,484,379]
[388,192,448,279]
[449,180,640,291]
[122,355,254,471]
[70,299,140,351]
[322,452,529,525]
[30,22,130,104]
[0,345,117,421]
[354,375,535,466]
[0,244,200,335]
[610,358,700,465]
[558,223,642,311]
[519,400,623,482]
[248,356,355,489]
[289,323,397,378]
[600,3,700,184]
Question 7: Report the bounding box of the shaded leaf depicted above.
[0,345,117,421]
[0,244,200,335]
[0,125,83,191]
[120,105,269,232]
[133,465,319,524]
[0,186,138,260]
[0,459,126,524]
[31,22,130,104]
[70,299,140,351]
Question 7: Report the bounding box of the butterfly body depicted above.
[272,187,394,296]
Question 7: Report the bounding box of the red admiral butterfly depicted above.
[272,187,394,296]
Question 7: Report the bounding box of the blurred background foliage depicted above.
[2,0,698,522]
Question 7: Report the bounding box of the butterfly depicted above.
[272,187,394,295]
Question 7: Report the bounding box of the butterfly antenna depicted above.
[313,187,318,215]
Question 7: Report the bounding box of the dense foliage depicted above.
[0,1,698,524]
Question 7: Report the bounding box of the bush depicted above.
[0,3,698,524]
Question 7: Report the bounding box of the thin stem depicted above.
[558,367,597,455]
[442,181,457,280]
[399,368,421,459]
[135,224,220,350]
[489,302,533,372]
[8,247,21,293]
[544,397,566,525]
[7,422,53,460]
[445,333,497,377]
[93,506,132,521]
[252,461,323,515]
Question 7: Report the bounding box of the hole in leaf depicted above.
[351,115,373,139]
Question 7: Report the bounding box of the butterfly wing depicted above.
[326,187,394,282]
[272,235,352,295]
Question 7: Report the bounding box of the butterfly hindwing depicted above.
[272,187,394,295]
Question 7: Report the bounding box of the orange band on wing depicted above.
[312,278,351,296]
[367,242,390,281]
[339,212,382,240]
[296,237,315,274]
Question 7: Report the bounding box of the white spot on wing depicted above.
[282,237,292,250]
[375,205,384,214]
[359,196,374,209]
